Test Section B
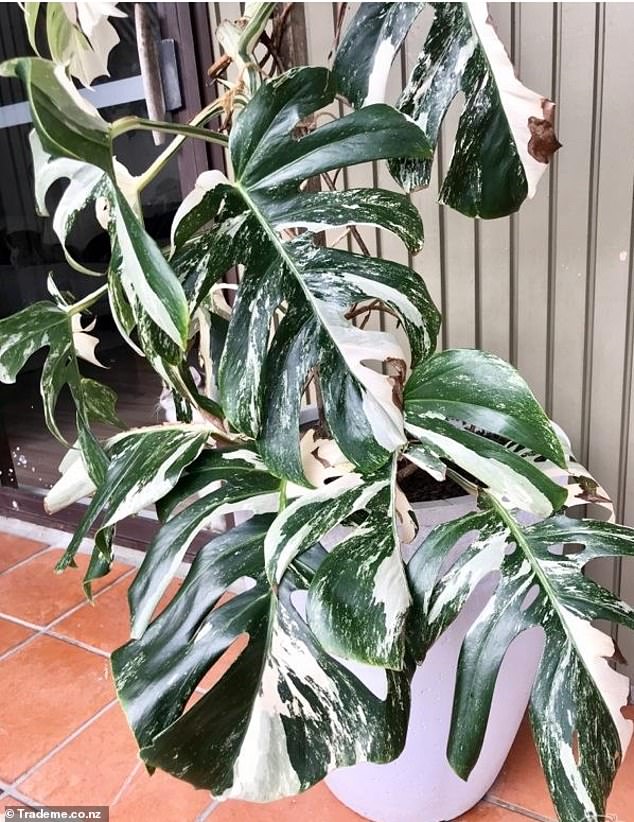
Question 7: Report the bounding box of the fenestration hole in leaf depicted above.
[547,541,584,556]
[505,540,518,556]
[183,631,250,712]
[520,583,540,612]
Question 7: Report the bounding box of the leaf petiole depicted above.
[65,283,109,315]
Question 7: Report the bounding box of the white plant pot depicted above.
[325,494,545,822]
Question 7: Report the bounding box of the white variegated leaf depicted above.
[45,446,96,514]
[335,2,560,218]
[112,519,410,801]
[334,2,424,107]
[54,425,212,572]
[46,2,123,87]
[391,1,561,216]
[409,500,634,820]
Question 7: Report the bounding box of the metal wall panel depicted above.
[206,2,634,679]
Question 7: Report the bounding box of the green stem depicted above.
[238,2,276,95]
[134,101,227,191]
[278,478,288,512]
[111,116,228,156]
[66,283,109,315]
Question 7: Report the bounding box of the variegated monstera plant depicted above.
[1,3,632,820]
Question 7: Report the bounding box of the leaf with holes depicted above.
[0,299,116,445]
[112,516,411,801]
[409,499,634,820]
[174,66,437,481]
[44,1,123,87]
[335,2,560,218]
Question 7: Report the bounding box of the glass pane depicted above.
[0,4,183,493]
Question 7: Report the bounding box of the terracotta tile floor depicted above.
[1,526,633,821]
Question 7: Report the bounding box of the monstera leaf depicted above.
[51,424,213,587]
[113,460,414,799]
[171,65,439,481]
[112,515,411,802]
[0,56,218,350]
[403,348,567,515]
[0,295,119,445]
[408,498,634,821]
[262,461,411,669]
[333,2,423,108]
[334,2,561,217]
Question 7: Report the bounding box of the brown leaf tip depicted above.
[527,99,562,164]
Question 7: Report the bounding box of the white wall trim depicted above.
[0,74,145,129]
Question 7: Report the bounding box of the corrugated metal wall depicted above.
[208,2,634,680]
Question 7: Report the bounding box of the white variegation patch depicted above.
[45,446,96,514]
[315,300,407,452]
[299,430,354,489]
[371,547,411,657]
[558,609,632,755]
[170,169,230,253]
[32,132,107,275]
[466,0,552,199]
[394,483,417,544]
[70,314,105,368]
[221,449,268,471]
[56,2,123,86]
[364,39,400,106]
[220,615,305,802]
[407,422,553,517]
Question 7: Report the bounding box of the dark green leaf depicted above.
[113,517,411,800]
[405,348,565,467]
[411,501,634,820]
[333,2,424,108]
[389,3,559,216]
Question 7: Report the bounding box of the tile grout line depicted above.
[0,782,43,808]
[46,631,112,659]
[108,759,144,808]
[0,567,137,663]
[0,543,56,577]
[197,799,219,820]
[485,794,557,822]
[11,700,118,791]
